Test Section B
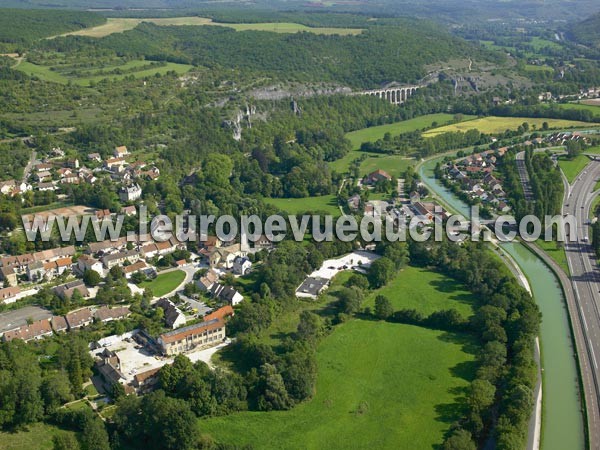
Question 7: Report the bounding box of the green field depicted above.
[140,270,186,297]
[202,320,475,450]
[266,195,340,215]
[330,113,474,176]
[0,422,77,450]
[424,116,596,137]
[524,64,553,73]
[344,113,474,150]
[365,266,476,318]
[207,264,479,448]
[16,60,193,86]
[535,239,569,275]
[558,154,591,183]
[57,17,363,38]
[556,102,600,117]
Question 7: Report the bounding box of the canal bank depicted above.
[418,156,585,450]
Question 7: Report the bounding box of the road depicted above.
[562,159,600,450]
[22,150,37,183]
[515,150,534,201]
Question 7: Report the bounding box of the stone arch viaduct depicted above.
[360,85,422,105]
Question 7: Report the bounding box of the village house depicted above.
[94,306,131,323]
[34,171,52,183]
[34,162,53,173]
[122,260,149,278]
[157,318,226,356]
[119,183,142,202]
[76,254,104,276]
[2,318,53,342]
[209,243,246,269]
[37,182,58,192]
[51,316,69,333]
[54,280,90,300]
[195,269,219,291]
[133,367,161,394]
[101,249,141,269]
[105,157,127,172]
[0,286,20,303]
[95,209,113,221]
[95,348,134,395]
[0,180,31,197]
[232,256,252,275]
[87,153,101,162]
[347,194,361,211]
[157,298,187,329]
[114,146,129,158]
[0,267,17,287]
[253,234,274,251]
[87,236,130,255]
[0,180,16,195]
[210,284,244,306]
[204,305,234,322]
[26,261,46,282]
[122,205,137,216]
[42,257,72,280]
[364,169,392,185]
[65,307,94,330]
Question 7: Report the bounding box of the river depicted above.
[419,156,585,450]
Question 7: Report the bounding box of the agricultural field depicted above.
[344,113,474,150]
[15,58,193,87]
[140,270,186,297]
[524,64,553,73]
[556,102,600,117]
[558,154,591,183]
[330,113,474,176]
[56,17,363,38]
[423,116,596,137]
[266,195,341,216]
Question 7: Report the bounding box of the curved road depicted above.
[563,159,600,450]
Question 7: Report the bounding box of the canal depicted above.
[419,156,585,450]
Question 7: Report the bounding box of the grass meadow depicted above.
[266,195,341,216]
[558,154,591,183]
[140,270,186,297]
[330,113,475,176]
[16,60,193,86]
[207,266,478,449]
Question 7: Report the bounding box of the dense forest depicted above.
[0,9,105,49]
[568,12,600,48]
[42,20,493,88]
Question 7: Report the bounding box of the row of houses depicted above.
[0,245,76,286]
[442,148,512,214]
[2,305,131,342]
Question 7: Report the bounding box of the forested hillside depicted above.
[569,12,600,47]
[44,20,493,88]
[0,9,105,48]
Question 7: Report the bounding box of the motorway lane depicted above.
[564,160,600,449]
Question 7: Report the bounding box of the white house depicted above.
[232,256,252,275]
[119,183,142,202]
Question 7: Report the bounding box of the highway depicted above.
[563,159,600,450]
